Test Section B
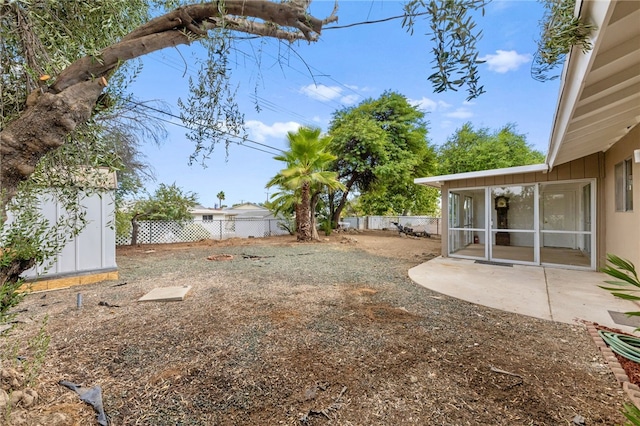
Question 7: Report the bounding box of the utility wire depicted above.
[128,100,285,155]
[324,11,431,30]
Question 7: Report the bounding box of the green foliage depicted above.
[268,127,342,193]
[132,183,198,222]
[403,0,487,100]
[320,217,333,236]
[267,127,345,240]
[623,403,640,426]
[2,182,92,266]
[533,0,596,81]
[0,0,154,127]
[328,91,439,217]
[600,254,640,309]
[216,191,226,208]
[0,278,25,324]
[115,209,133,239]
[178,35,245,167]
[437,122,545,175]
[23,315,51,387]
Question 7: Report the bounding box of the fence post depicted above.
[219,220,223,240]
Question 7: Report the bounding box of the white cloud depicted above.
[479,50,532,73]
[245,120,301,143]
[409,97,451,113]
[341,94,360,105]
[490,0,512,12]
[299,84,342,101]
[300,84,360,105]
[444,108,474,119]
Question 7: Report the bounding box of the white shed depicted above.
[19,170,118,291]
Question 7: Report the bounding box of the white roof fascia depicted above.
[190,209,226,215]
[414,163,549,188]
[545,0,615,169]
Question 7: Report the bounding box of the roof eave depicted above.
[414,163,549,188]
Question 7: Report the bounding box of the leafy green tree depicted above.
[327,91,438,221]
[216,191,226,209]
[437,123,545,175]
[267,127,344,242]
[129,183,197,245]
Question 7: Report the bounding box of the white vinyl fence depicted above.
[342,216,441,235]
[116,218,290,245]
[117,216,441,246]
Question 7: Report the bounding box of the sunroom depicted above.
[416,156,602,270]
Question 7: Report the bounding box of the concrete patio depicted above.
[409,257,640,334]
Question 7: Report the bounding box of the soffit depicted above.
[548,0,640,168]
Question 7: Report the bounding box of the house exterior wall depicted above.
[603,125,640,269]
[440,152,605,266]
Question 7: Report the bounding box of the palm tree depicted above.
[216,191,225,209]
[267,127,344,242]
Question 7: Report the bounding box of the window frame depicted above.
[615,158,633,212]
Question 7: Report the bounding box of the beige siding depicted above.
[445,153,601,189]
[604,125,640,270]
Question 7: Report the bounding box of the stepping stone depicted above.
[138,286,192,302]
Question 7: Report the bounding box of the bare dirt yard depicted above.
[0,230,630,425]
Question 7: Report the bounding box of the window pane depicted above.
[615,162,624,211]
[491,186,535,230]
[626,159,633,211]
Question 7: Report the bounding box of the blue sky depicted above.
[128,0,561,208]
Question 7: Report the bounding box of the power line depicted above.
[128,100,285,156]
[324,11,431,30]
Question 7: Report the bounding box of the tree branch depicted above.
[0,0,336,209]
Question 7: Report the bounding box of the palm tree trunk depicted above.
[310,191,320,241]
[297,182,312,242]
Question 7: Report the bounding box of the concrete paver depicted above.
[138,286,192,302]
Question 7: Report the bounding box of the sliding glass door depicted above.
[490,185,537,264]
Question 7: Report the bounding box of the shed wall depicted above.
[21,191,117,284]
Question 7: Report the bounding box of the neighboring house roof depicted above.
[230,202,265,210]
[224,203,273,218]
[546,0,640,168]
[415,0,640,186]
[190,204,226,216]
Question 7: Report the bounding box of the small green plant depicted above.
[320,218,333,236]
[3,390,13,424]
[600,254,640,317]
[623,403,640,426]
[599,254,640,425]
[23,315,51,387]
[0,276,27,324]
[277,217,296,236]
